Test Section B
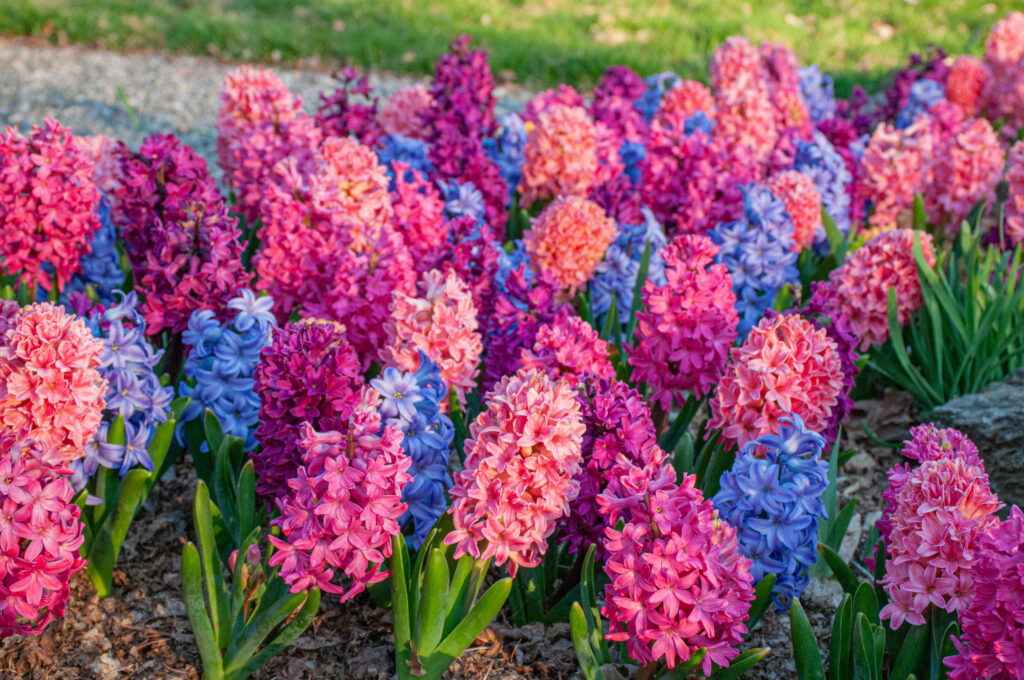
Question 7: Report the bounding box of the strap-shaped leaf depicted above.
[818,544,858,597]
[86,468,151,597]
[827,500,857,553]
[852,613,878,680]
[194,481,229,651]
[746,573,777,631]
[391,534,414,679]
[204,409,226,456]
[828,594,853,680]
[661,648,707,678]
[579,544,610,663]
[423,577,512,680]
[231,588,321,680]
[791,598,825,680]
[182,542,224,679]
[889,618,928,680]
[224,587,311,668]
[707,647,769,679]
[443,555,474,638]
[414,549,450,656]
[570,602,601,680]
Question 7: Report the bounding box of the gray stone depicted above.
[931,368,1024,510]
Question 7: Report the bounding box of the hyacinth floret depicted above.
[713,414,829,609]
[525,196,617,295]
[519,312,614,384]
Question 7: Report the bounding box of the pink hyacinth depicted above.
[769,170,822,252]
[590,66,648,145]
[946,505,1024,680]
[629,234,738,410]
[0,119,101,293]
[1006,141,1024,249]
[709,313,843,451]
[76,134,123,197]
[985,11,1024,76]
[0,433,86,637]
[945,55,992,118]
[269,389,412,599]
[878,430,1001,629]
[379,85,433,139]
[653,80,716,127]
[519,311,614,383]
[924,117,1004,231]
[253,319,365,502]
[445,368,585,575]
[311,136,394,252]
[521,85,585,123]
[860,119,933,230]
[384,269,483,408]
[984,11,1024,131]
[598,462,754,673]
[711,37,779,164]
[519,104,601,207]
[0,303,106,465]
[389,162,449,274]
[825,229,936,350]
[525,196,617,294]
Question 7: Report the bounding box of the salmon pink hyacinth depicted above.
[519,104,601,206]
[860,119,933,230]
[825,229,936,350]
[379,85,433,139]
[269,389,412,599]
[709,313,843,451]
[0,302,106,465]
[945,56,991,118]
[525,196,617,294]
[311,136,394,252]
[519,312,614,383]
[388,162,449,273]
[1007,141,1024,248]
[878,430,1001,629]
[598,462,754,673]
[0,433,86,637]
[924,118,1003,230]
[946,505,1024,680]
[768,170,822,252]
[628,234,739,410]
[384,268,483,409]
[0,119,101,293]
[653,80,715,127]
[445,368,585,576]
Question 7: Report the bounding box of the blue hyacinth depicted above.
[439,179,487,225]
[370,352,454,549]
[71,290,173,491]
[180,290,276,450]
[635,71,681,123]
[495,239,534,298]
[896,79,946,129]
[63,197,125,307]
[378,134,434,187]
[711,184,799,335]
[590,206,668,326]
[797,65,837,124]
[713,414,829,610]
[619,140,647,184]
[484,112,527,194]
[793,131,853,248]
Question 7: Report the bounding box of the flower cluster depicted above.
[315,67,382,146]
[0,433,86,637]
[519,312,614,383]
[629,234,738,409]
[878,425,1001,629]
[62,197,125,306]
[370,354,453,548]
[589,207,668,326]
[714,414,829,608]
[0,119,101,292]
[824,228,936,350]
[768,170,822,252]
[445,368,584,575]
[519,104,600,206]
[924,117,1003,230]
[269,390,411,599]
[1007,141,1024,249]
[0,302,106,464]
[710,313,843,451]
[252,319,364,502]
[859,119,933,231]
[180,290,276,449]
[792,131,852,243]
[525,196,617,294]
[380,84,433,139]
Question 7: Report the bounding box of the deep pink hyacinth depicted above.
[269,389,412,599]
[519,104,601,207]
[521,85,585,123]
[520,311,614,384]
[860,119,933,230]
[0,433,86,637]
[945,56,992,118]
[878,429,1001,629]
[445,368,585,576]
[315,67,383,147]
[440,216,502,330]
[558,376,663,557]
[710,313,843,451]
[590,66,648,144]
[1006,141,1024,249]
[379,85,433,139]
[0,119,101,293]
[924,117,1004,231]
[711,37,779,164]
[629,234,738,410]
[389,162,449,273]
[253,319,365,502]
[525,196,617,294]
[0,303,106,465]
[384,268,483,409]
[825,229,936,350]
[946,505,1024,680]
[769,170,822,252]
[653,80,715,128]
[598,462,754,673]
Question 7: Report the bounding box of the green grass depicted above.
[0,0,1016,94]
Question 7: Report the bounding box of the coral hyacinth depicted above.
[525,196,616,294]
[518,104,601,206]
[768,170,822,252]
[445,368,585,575]
[924,117,1003,230]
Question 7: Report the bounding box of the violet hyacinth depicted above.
[62,198,125,307]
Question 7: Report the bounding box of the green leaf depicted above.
[625,240,652,343]
[660,649,707,678]
[889,619,929,680]
[390,534,414,680]
[708,647,770,680]
[225,587,312,671]
[747,573,777,631]
[204,409,225,455]
[912,194,927,232]
[570,603,602,680]
[827,595,853,680]
[414,550,451,656]
[828,500,858,552]
[182,543,225,679]
[423,577,512,680]
[193,481,229,651]
[822,210,844,261]
[86,468,151,597]
[791,598,825,680]
[852,614,878,680]
[818,544,858,597]
[852,582,879,624]
[233,588,320,679]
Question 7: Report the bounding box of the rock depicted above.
[931,368,1024,510]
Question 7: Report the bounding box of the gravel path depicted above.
[0,38,531,166]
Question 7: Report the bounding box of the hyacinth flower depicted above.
[0,433,86,637]
[62,198,126,307]
[877,424,1001,629]
[518,104,602,207]
[483,112,527,197]
[711,183,799,335]
[379,135,434,184]
[519,312,614,384]
[945,505,1024,680]
[315,67,383,146]
[713,414,828,609]
[370,353,454,549]
[768,170,822,253]
[0,119,102,296]
[180,290,276,450]
[380,84,433,139]
[1007,141,1024,249]
[859,118,932,232]
[589,206,668,328]
[922,117,1004,231]
[792,131,852,247]
[525,195,617,296]
[797,64,836,123]
[629,234,738,412]
[635,71,682,123]
[0,300,106,465]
